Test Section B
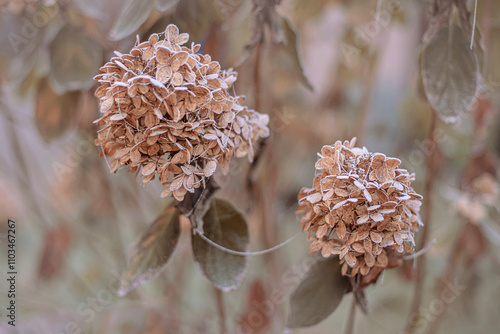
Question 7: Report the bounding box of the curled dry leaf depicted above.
[278,16,314,91]
[118,205,181,296]
[287,256,349,329]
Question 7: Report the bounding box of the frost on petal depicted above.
[296,138,422,277]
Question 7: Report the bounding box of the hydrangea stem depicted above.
[345,296,357,334]
[214,287,227,334]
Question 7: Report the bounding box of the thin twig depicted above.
[193,229,300,256]
[470,0,478,50]
[345,296,357,334]
[423,226,464,334]
[404,112,438,334]
[403,239,437,260]
[214,287,227,334]
[246,39,268,203]
[253,41,262,112]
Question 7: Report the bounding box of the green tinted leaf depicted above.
[279,16,314,91]
[174,0,223,41]
[69,0,108,19]
[118,206,181,296]
[176,177,219,222]
[287,257,349,329]
[420,24,479,123]
[109,0,155,41]
[49,24,102,93]
[191,198,249,291]
[35,79,80,142]
[156,0,179,12]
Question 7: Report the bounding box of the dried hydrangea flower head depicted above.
[94,24,269,201]
[297,138,422,277]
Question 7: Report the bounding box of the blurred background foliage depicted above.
[0,0,500,333]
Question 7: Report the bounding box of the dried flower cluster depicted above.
[455,173,499,224]
[297,138,422,276]
[94,24,269,201]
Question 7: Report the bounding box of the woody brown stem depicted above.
[214,287,227,334]
[423,225,464,334]
[404,111,438,334]
[246,39,269,203]
[253,41,262,112]
[345,295,357,334]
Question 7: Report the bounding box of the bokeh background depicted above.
[1,0,500,333]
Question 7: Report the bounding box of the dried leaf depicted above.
[37,225,73,281]
[420,24,479,123]
[238,280,272,334]
[118,205,181,296]
[109,0,155,41]
[279,16,314,91]
[49,24,102,93]
[176,177,219,218]
[35,79,81,142]
[191,198,249,291]
[287,257,349,328]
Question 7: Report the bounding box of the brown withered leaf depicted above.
[191,198,249,291]
[35,79,81,142]
[238,280,272,334]
[49,24,102,93]
[287,256,349,329]
[278,16,314,91]
[118,205,181,296]
[37,224,73,281]
[459,222,485,264]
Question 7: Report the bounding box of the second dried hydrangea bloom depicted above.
[94,25,269,201]
[297,138,422,277]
